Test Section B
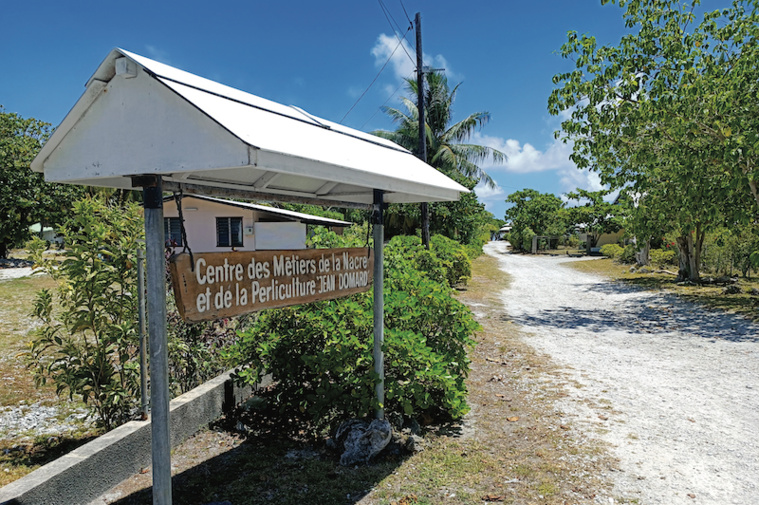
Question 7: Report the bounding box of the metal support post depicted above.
[142,176,172,505]
[372,189,385,420]
[137,247,149,420]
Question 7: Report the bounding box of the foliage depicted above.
[504,189,566,252]
[373,73,505,245]
[0,108,85,258]
[430,234,472,287]
[227,234,478,433]
[564,189,625,249]
[307,222,372,250]
[166,299,254,395]
[600,243,624,260]
[621,244,637,264]
[700,225,759,277]
[25,197,144,430]
[649,248,677,268]
[548,0,759,281]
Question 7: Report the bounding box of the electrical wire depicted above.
[398,0,412,26]
[339,27,412,124]
[377,0,415,64]
[359,71,414,130]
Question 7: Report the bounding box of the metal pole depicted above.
[142,177,172,505]
[416,12,430,249]
[137,247,149,420]
[372,189,385,420]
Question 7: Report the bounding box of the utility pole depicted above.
[415,12,430,249]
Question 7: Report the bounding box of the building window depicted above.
[216,217,243,247]
[164,217,182,247]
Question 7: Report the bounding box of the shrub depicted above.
[166,297,254,395]
[227,236,478,433]
[621,244,637,264]
[26,197,144,430]
[430,234,472,287]
[649,248,676,268]
[599,243,624,259]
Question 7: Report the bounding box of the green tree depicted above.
[373,73,505,245]
[548,0,759,281]
[504,189,566,251]
[564,188,625,252]
[0,107,85,257]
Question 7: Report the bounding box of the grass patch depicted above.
[0,428,99,487]
[0,274,60,406]
[0,270,95,485]
[565,257,759,321]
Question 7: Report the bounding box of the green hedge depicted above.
[227,235,479,433]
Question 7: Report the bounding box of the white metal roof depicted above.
[31,48,467,205]
[164,194,352,227]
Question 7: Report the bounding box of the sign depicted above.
[169,248,374,322]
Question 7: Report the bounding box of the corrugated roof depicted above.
[32,48,468,206]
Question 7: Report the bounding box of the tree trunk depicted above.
[636,240,650,266]
[676,231,703,282]
[421,202,430,249]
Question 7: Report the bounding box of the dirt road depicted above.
[485,242,759,505]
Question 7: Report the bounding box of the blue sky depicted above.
[2,0,642,219]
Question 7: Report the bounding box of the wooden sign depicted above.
[169,248,374,322]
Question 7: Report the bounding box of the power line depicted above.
[340,27,412,124]
[359,71,414,130]
[398,0,412,26]
[377,0,415,64]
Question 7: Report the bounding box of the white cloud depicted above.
[474,181,505,200]
[371,33,415,81]
[474,132,575,175]
[474,131,610,197]
[370,34,459,90]
[559,167,604,194]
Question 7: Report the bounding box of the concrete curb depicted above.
[0,370,267,505]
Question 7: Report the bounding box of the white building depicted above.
[163,194,351,253]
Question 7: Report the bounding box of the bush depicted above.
[430,234,471,287]
[227,236,479,433]
[599,243,624,259]
[166,298,254,396]
[621,244,637,264]
[26,197,144,430]
[649,248,676,268]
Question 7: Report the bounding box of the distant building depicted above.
[162,194,351,253]
[29,223,62,244]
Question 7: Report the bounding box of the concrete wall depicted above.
[0,370,268,505]
[163,197,307,253]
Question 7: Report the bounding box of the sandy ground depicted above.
[485,242,759,505]
[0,268,34,281]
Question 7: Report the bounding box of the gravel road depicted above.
[485,241,759,505]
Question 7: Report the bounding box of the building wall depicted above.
[596,230,624,247]
[163,198,306,253]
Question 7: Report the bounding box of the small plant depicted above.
[26,197,144,430]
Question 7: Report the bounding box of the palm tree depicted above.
[373,73,505,243]
[374,72,504,188]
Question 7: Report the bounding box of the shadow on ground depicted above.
[505,277,758,344]
[107,406,408,505]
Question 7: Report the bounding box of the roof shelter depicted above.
[31,48,467,505]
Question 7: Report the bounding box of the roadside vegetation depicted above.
[99,252,615,505]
